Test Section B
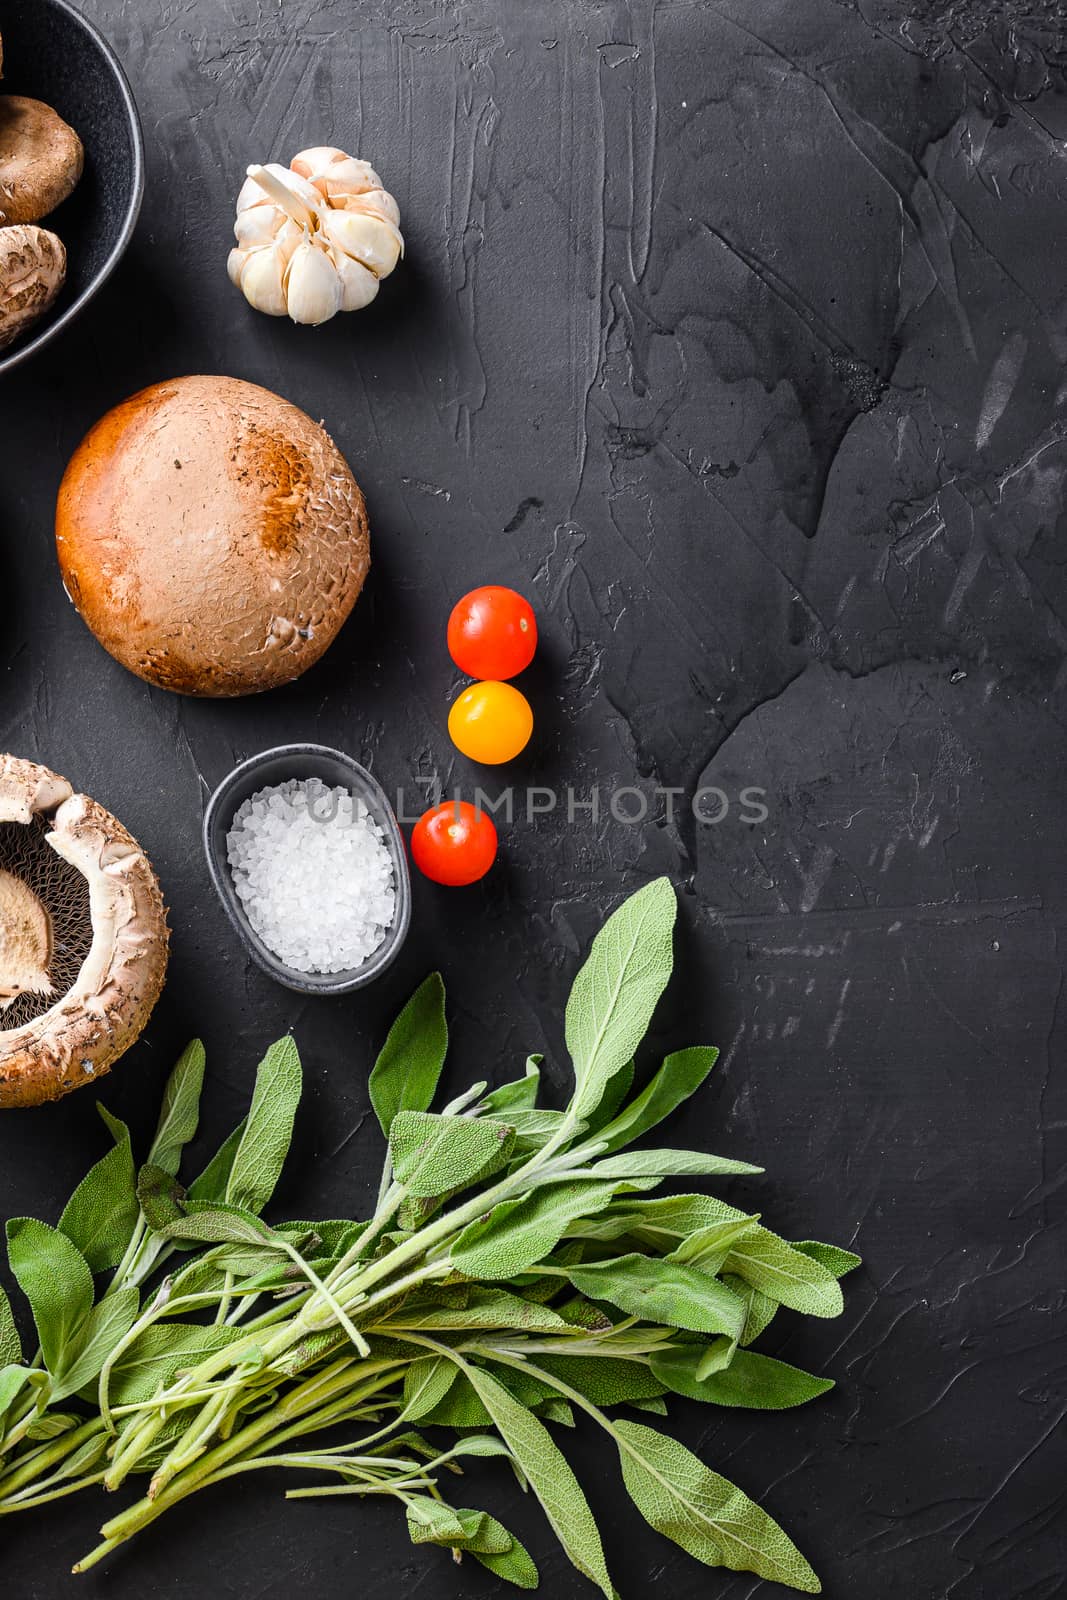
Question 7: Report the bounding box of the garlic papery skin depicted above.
[228,147,403,327]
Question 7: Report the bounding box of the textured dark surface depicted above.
[1,1,1065,1596]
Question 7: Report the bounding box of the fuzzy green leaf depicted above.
[471,1528,540,1587]
[722,1273,778,1347]
[382,1287,567,1334]
[588,1149,760,1181]
[594,1047,721,1155]
[483,1056,542,1113]
[6,1219,93,1376]
[724,1229,844,1318]
[0,1364,46,1431]
[567,1254,747,1340]
[534,1355,667,1408]
[105,1323,249,1408]
[420,1373,494,1428]
[389,1110,514,1198]
[148,1040,207,1176]
[49,1287,140,1403]
[614,1419,821,1590]
[0,1285,22,1367]
[669,1216,760,1274]
[226,1037,302,1213]
[464,1363,614,1597]
[58,1105,139,1274]
[136,1163,186,1233]
[653,1347,833,1410]
[187,1119,247,1204]
[402,1356,458,1422]
[584,1060,636,1134]
[158,1202,279,1250]
[451,1181,620,1280]
[369,973,448,1137]
[565,879,677,1122]
[793,1240,862,1279]
[577,1193,752,1250]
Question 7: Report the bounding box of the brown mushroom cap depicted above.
[0,95,83,225]
[55,376,371,696]
[0,223,66,349]
[0,755,169,1109]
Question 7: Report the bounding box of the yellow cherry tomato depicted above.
[448,680,533,764]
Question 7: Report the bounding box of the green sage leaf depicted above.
[483,1055,541,1113]
[105,1323,250,1408]
[534,1354,666,1408]
[369,973,448,1137]
[6,1218,93,1376]
[382,1287,567,1334]
[464,1363,615,1597]
[653,1347,833,1409]
[724,1228,844,1318]
[58,1105,139,1273]
[187,1119,247,1203]
[0,1285,21,1366]
[793,1240,862,1278]
[159,1202,279,1250]
[669,1216,760,1273]
[472,1531,539,1588]
[49,1287,140,1403]
[402,1356,458,1422]
[389,1110,514,1198]
[614,1418,821,1590]
[723,1272,778,1347]
[451,1181,620,1279]
[567,1254,747,1340]
[584,1059,635,1134]
[565,878,676,1121]
[148,1040,206,1176]
[226,1036,302,1213]
[594,1047,721,1155]
[588,1149,760,1181]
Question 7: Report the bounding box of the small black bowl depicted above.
[0,0,144,376]
[202,745,412,996]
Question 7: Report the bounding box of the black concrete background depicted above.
[1,2,1065,1596]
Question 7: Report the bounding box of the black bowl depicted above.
[0,0,143,376]
[203,745,412,997]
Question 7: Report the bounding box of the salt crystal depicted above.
[225,777,396,975]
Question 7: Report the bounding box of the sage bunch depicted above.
[0,879,858,1592]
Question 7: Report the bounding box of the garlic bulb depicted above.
[227,147,403,326]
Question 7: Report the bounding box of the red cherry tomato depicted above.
[447,586,537,680]
[411,801,498,886]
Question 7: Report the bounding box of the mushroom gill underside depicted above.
[0,816,92,1027]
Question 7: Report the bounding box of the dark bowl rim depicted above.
[202,743,412,997]
[0,0,146,379]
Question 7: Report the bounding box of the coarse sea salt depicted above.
[226,777,396,975]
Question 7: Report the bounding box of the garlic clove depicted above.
[331,249,380,312]
[273,219,303,266]
[236,244,289,316]
[292,147,382,198]
[239,163,322,223]
[323,210,402,278]
[284,237,342,325]
[339,187,401,227]
[226,246,246,289]
[234,202,286,250]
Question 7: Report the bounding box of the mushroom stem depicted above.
[0,868,53,1009]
